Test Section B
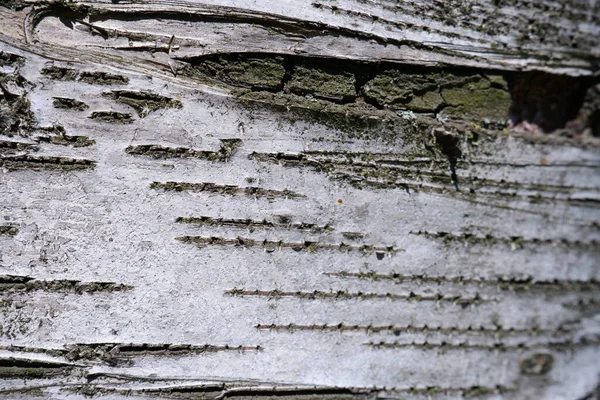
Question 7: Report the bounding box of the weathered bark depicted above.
[0,1,599,399]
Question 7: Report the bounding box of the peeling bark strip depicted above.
[151,182,306,198]
[103,90,182,117]
[36,133,95,147]
[0,376,510,400]
[127,139,242,161]
[0,275,132,293]
[89,110,133,124]
[0,0,599,398]
[0,155,95,170]
[0,226,18,236]
[24,0,599,74]
[410,230,600,248]
[52,97,89,111]
[255,324,568,335]
[177,236,399,255]
[65,384,375,400]
[225,289,485,305]
[365,338,600,351]
[0,357,73,379]
[41,66,128,85]
[0,140,38,154]
[324,271,600,292]
[36,125,95,147]
[177,216,333,233]
[2,343,263,367]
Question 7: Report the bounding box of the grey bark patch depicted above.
[1,2,599,398]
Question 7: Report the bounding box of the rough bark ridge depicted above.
[0,1,599,399]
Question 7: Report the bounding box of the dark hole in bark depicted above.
[506,72,593,133]
[589,109,600,137]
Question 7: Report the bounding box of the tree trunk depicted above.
[0,1,599,399]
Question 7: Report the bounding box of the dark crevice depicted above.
[217,387,358,398]
[507,72,594,133]
[0,358,68,369]
[0,275,34,284]
[355,64,383,109]
[432,129,462,190]
[279,56,296,92]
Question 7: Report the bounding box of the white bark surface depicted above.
[0,1,599,399]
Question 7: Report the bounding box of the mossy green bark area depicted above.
[363,69,510,122]
[0,366,48,379]
[405,91,445,112]
[440,77,511,122]
[184,54,286,91]
[362,69,465,108]
[286,62,357,102]
[181,54,512,132]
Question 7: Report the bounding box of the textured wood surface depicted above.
[0,1,599,399]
